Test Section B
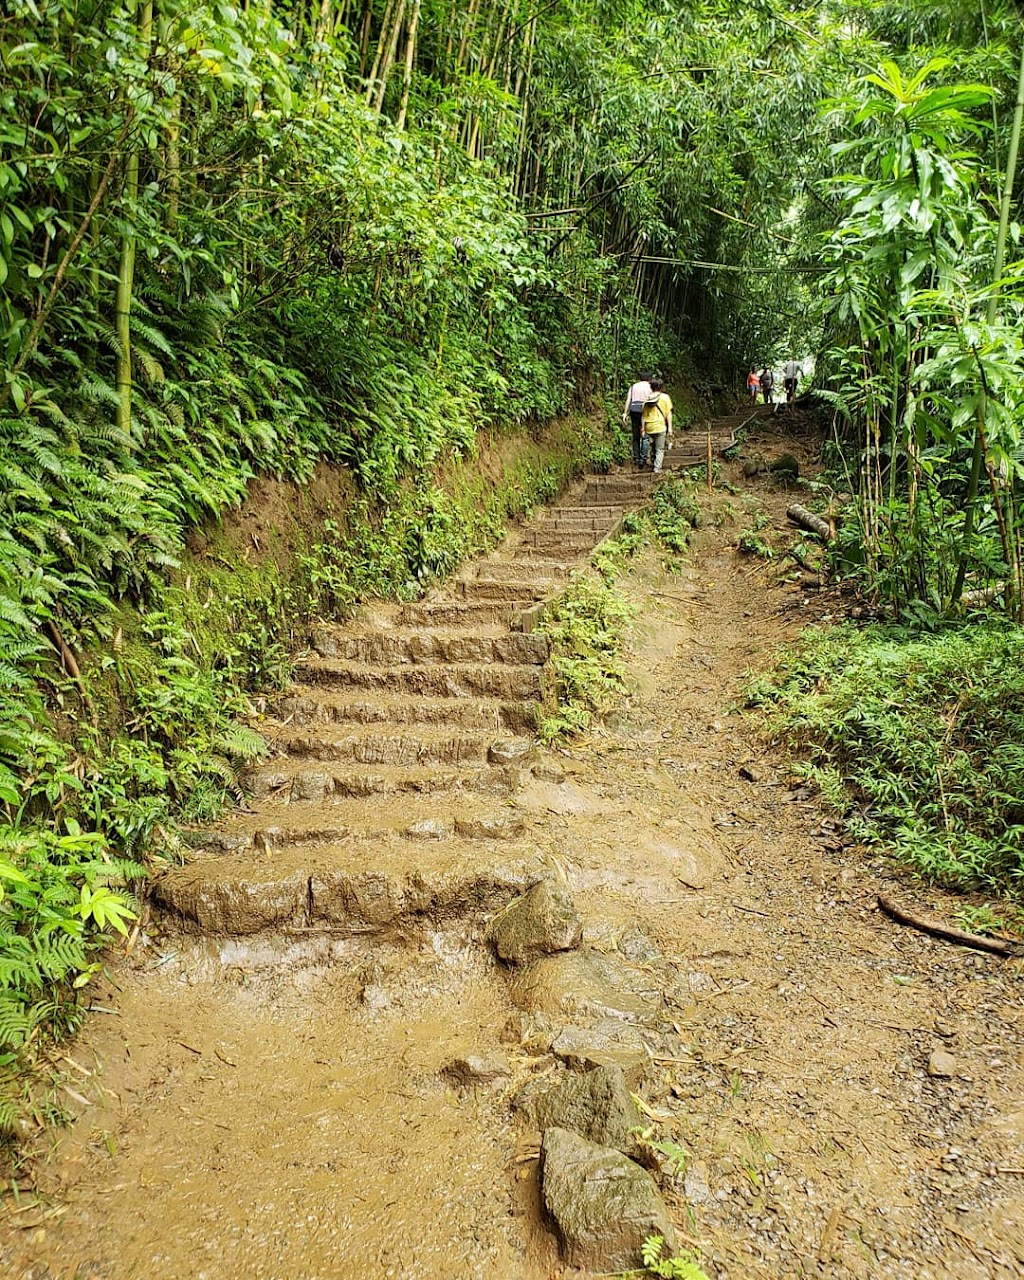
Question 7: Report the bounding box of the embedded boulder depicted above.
[488,879,583,966]
[541,1127,676,1271]
[550,1021,651,1089]
[520,1065,642,1156]
[511,949,661,1025]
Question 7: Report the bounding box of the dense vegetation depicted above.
[751,623,1024,896]
[4,0,1024,1106]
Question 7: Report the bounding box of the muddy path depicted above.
[3,412,1024,1280]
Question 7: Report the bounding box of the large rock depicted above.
[521,1066,641,1156]
[488,879,583,965]
[550,1021,651,1089]
[541,1128,676,1271]
[511,949,661,1025]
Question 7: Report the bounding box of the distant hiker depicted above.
[622,373,654,469]
[641,377,673,474]
[783,359,801,404]
[760,367,774,405]
[746,367,760,404]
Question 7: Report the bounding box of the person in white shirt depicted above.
[783,360,802,404]
[622,373,653,469]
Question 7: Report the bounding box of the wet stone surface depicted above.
[540,1126,677,1272]
[518,1064,642,1157]
[510,947,662,1025]
[487,878,583,965]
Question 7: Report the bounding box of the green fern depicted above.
[0,1090,24,1135]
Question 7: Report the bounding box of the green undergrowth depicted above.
[538,574,636,742]
[749,621,1024,895]
[0,421,588,1133]
[591,476,702,581]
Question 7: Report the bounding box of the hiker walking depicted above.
[622,372,653,469]
[641,377,673,474]
[760,367,774,406]
[783,359,801,404]
[746,367,760,404]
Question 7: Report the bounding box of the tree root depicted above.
[877,894,1024,958]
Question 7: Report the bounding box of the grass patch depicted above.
[749,621,1024,894]
[538,574,636,741]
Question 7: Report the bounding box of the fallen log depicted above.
[786,503,832,541]
[877,894,1024,958]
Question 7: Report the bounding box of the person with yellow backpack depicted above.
[641,378,673,473]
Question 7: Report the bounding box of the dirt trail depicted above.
[3,412,1024,1280]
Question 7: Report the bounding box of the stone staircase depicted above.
[152,468,656,938]
[663,402,775,468]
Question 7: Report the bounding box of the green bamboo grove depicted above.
[2,0,1024,1109]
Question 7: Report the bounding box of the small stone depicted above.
[441,1051,512,1087]
[489,879,583,965]
[310,627,340,657]
[532,761,567,784]
[927,1049,957,1079]
[488,739,536,766]
[407,818,451,840]
[684,1161,712,1205]
[247,768,290,798]
[739,764,763,783]
[541,1128,676,1272]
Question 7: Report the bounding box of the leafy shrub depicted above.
[751,622,1024,891]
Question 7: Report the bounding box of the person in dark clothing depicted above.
[622,372,654,468]
[760,367,774,405]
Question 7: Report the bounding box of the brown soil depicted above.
[3,411,1024,1279]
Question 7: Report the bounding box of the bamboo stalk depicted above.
[373,0,407,114]
[396,0,421,130]
[951,42,1024,608]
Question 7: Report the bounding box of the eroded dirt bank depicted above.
[3,415,1023,1279]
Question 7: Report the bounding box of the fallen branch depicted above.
[786,503,832,541]
[877,894,1024,958]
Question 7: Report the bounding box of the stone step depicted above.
[542,505,625,519]
[520,532,602,552]
[249,761,511,802]
[536,516,619,531]
[577,482,650,497]
[474,560,571,580]
[452,579,547,602]
[394,599,524,628]
[266,725,535,767]
[186,797,532,855]
[304,630,549,666]
[153,840,544,936]
[269,690,536,732]
[297,661,545,699]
